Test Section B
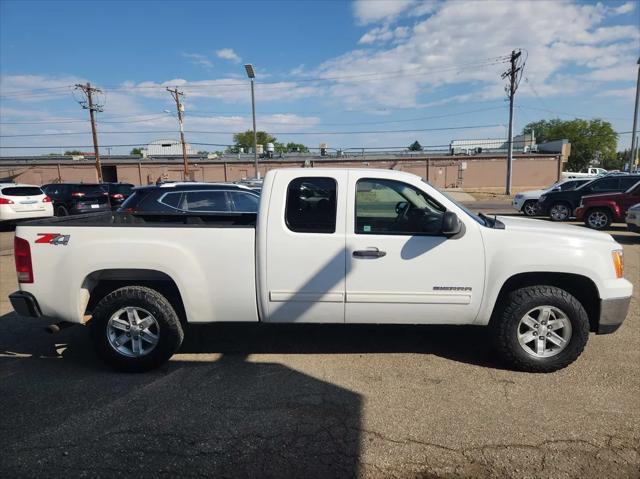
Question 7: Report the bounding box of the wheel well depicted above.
[492,272,600,332]
[82,269,186,322]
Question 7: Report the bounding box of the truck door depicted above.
[263,170,347,323]
[345,172,485,324]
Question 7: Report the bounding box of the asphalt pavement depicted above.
[0,206,638,478]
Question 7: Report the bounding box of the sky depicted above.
[0,0,638,155]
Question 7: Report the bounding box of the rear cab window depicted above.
[285,177,337,233]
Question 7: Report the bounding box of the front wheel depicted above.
[585,208,612,230]
[492,286,589,373]
[549,202,571,221]
[89,286,184,372]
[522,200,538,216]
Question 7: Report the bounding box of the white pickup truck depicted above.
[10,168,632,373]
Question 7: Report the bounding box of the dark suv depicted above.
[538,175,640,221]
[42,183,110,216]
[103,182,134,210]
[119,183,260,214]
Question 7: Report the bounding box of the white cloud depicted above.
[352,0,416,25]
[182,53,213,68]
[322,0,640,108]
[359,25,411,44]
[215,48,241,63]
[611,1,636,15]
[600,87,636,99]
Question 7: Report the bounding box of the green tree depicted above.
[522,118,617,172]
[233,130,277,151]
[284,142,309,153]
[408,140,423,151]
[130,147,143,156]
[64,150,83,155]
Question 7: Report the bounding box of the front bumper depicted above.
[597,296,631,334]
[9,291,42,318]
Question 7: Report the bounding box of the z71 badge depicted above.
[35,233,71,245]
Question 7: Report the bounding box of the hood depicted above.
[496,215,615,244]
[516,188,546,199]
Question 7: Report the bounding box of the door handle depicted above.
[353,247,386,258]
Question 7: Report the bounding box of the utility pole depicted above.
[75,83,103,182]
[631,57,640,171]
[501,50,524,195]
[166,87,189,179]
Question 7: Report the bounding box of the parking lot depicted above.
[0,213,638,478]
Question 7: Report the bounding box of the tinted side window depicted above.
[159,192,183,209]
[620,177,640,191]
[591,178,619,192]
[229,191,259,212]
[184,190,230,212]
[285,177,337,233]
[559,181,578,191]
[355,178,445,235]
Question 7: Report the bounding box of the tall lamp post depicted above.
[245,63,259,179]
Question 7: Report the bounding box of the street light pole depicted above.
[245,64,259,179]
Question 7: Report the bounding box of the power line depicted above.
[0,123,505,138]
[0,57,510,99]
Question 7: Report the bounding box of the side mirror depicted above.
[441,211,462,236]
[551,186,561,192]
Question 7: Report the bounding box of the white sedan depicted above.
[626,203,640,233]
[512,177,595,216]
[0,183,54,222]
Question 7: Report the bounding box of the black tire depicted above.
[56,205,69,217]
[522,200,538,216]
[492,285,589,373]
[549,202,572,221]
[584,208,612,230]
[89,286,184,372]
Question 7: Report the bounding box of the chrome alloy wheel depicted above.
[587,211,608,229]
[523,201,538,216]
[517,306,572,358]
[107,307,160,358]
[550,204,570,221]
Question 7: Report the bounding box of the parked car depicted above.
[0,183,53,223]
[10,168,631,373]
[103,182,134,210]
[626,203,640,232]
[42,183,110,216]
[538,175,640,221]
[512,178,594,216]
[118,182,260,214]
[560,167,607,180]
[574,181,640,230]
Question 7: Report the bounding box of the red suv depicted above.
[575,180,640,229]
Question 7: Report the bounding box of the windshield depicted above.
[425,181,486,226]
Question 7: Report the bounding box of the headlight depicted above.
[612,250,624,278]
[539,195,547,202]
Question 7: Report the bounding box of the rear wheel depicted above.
[492,285,589,372]
[549,202,571,221]
[89,286,184,372]
[522,200,538,216]
[56,206,68,216]
[585,208,612,230]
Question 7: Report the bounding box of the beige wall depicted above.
[1,154,561,190]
